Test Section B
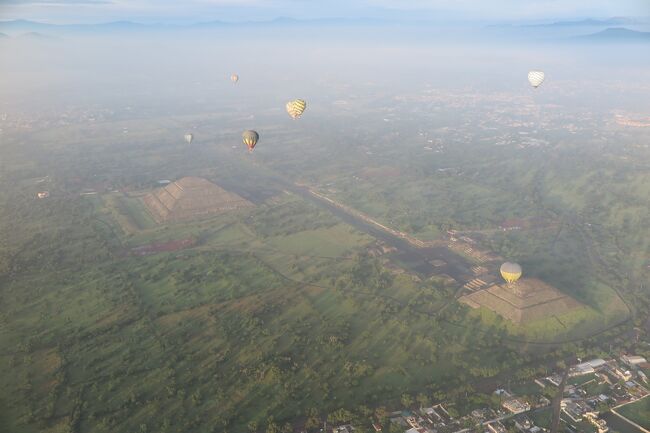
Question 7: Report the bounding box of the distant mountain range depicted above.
[0,19,148,32]
[3,16,646,30]
[0,17,649,43]
[0,29,61,40]
[577,27,650,41]
[0,17,391,34]
[524,17,639,28]
[17,31,58,40]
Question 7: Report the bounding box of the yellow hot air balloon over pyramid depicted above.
[286,99,307,119]
[500,262,522,284]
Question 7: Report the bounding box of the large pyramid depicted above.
[143,177,253,223]
[459,278,582,324]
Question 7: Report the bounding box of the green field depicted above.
[617,397,650,430]
[103,193,157,234]
[0,176,560,432]
[265,224,372,257]
[1,76,648,433]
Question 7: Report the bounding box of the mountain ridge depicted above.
[576,27,650,41]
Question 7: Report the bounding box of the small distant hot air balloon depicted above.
[528,70,545,88]
[286,99,307,119]
[184,133,194,145]
[242,130,259,152]
[500,262,522,284]
[231,74,239,84]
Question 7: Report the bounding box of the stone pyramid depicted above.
[459,278,582,324]
[143,177,253,223]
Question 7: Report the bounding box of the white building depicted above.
[570,359,607,376]
[502,398,531,414]
[621,355,647,367]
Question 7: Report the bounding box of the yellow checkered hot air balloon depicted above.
[242,130,259,152]
[286,99,307,119]
[500,262,522,284]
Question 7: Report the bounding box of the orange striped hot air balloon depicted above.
[231,74,239,83]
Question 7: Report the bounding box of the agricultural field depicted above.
[263,224,372,257]
[617,397,650,430]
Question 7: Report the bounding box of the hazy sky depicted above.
[1,0,649,24]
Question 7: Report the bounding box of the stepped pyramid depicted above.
[459,278,582,324]
[143,177,253,223]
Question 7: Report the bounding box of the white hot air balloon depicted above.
[528,70,545,89]
[184,133,194,145]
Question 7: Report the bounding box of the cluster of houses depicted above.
[327,392,547,433]
[536,355,650,433]
[325,354,649,433]
[544,354,649,433]
[365,395,545,433]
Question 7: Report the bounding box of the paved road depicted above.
[287,184,474,283]
[551,368,568,433]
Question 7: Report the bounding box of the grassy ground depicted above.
[264,224,372,257]
[1,102,647,433]
[119,195,157,230]
[0,187,534,433]
[102,193,158,234]
[617,397,650,430]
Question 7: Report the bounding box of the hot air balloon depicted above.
[500,262,522,284]
[528,70,545,88]
[286,99,307,119]
[242,130,259,152]
[184,133,194,145]
[231,74,239,84]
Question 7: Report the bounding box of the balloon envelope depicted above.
[500,262,522,284]
[242,130,259,152]
[286,99,307,119]
[184,133,194,144]
[231,74,239,83]
[528,70,545,88]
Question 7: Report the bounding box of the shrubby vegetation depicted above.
[1,98,647,433]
